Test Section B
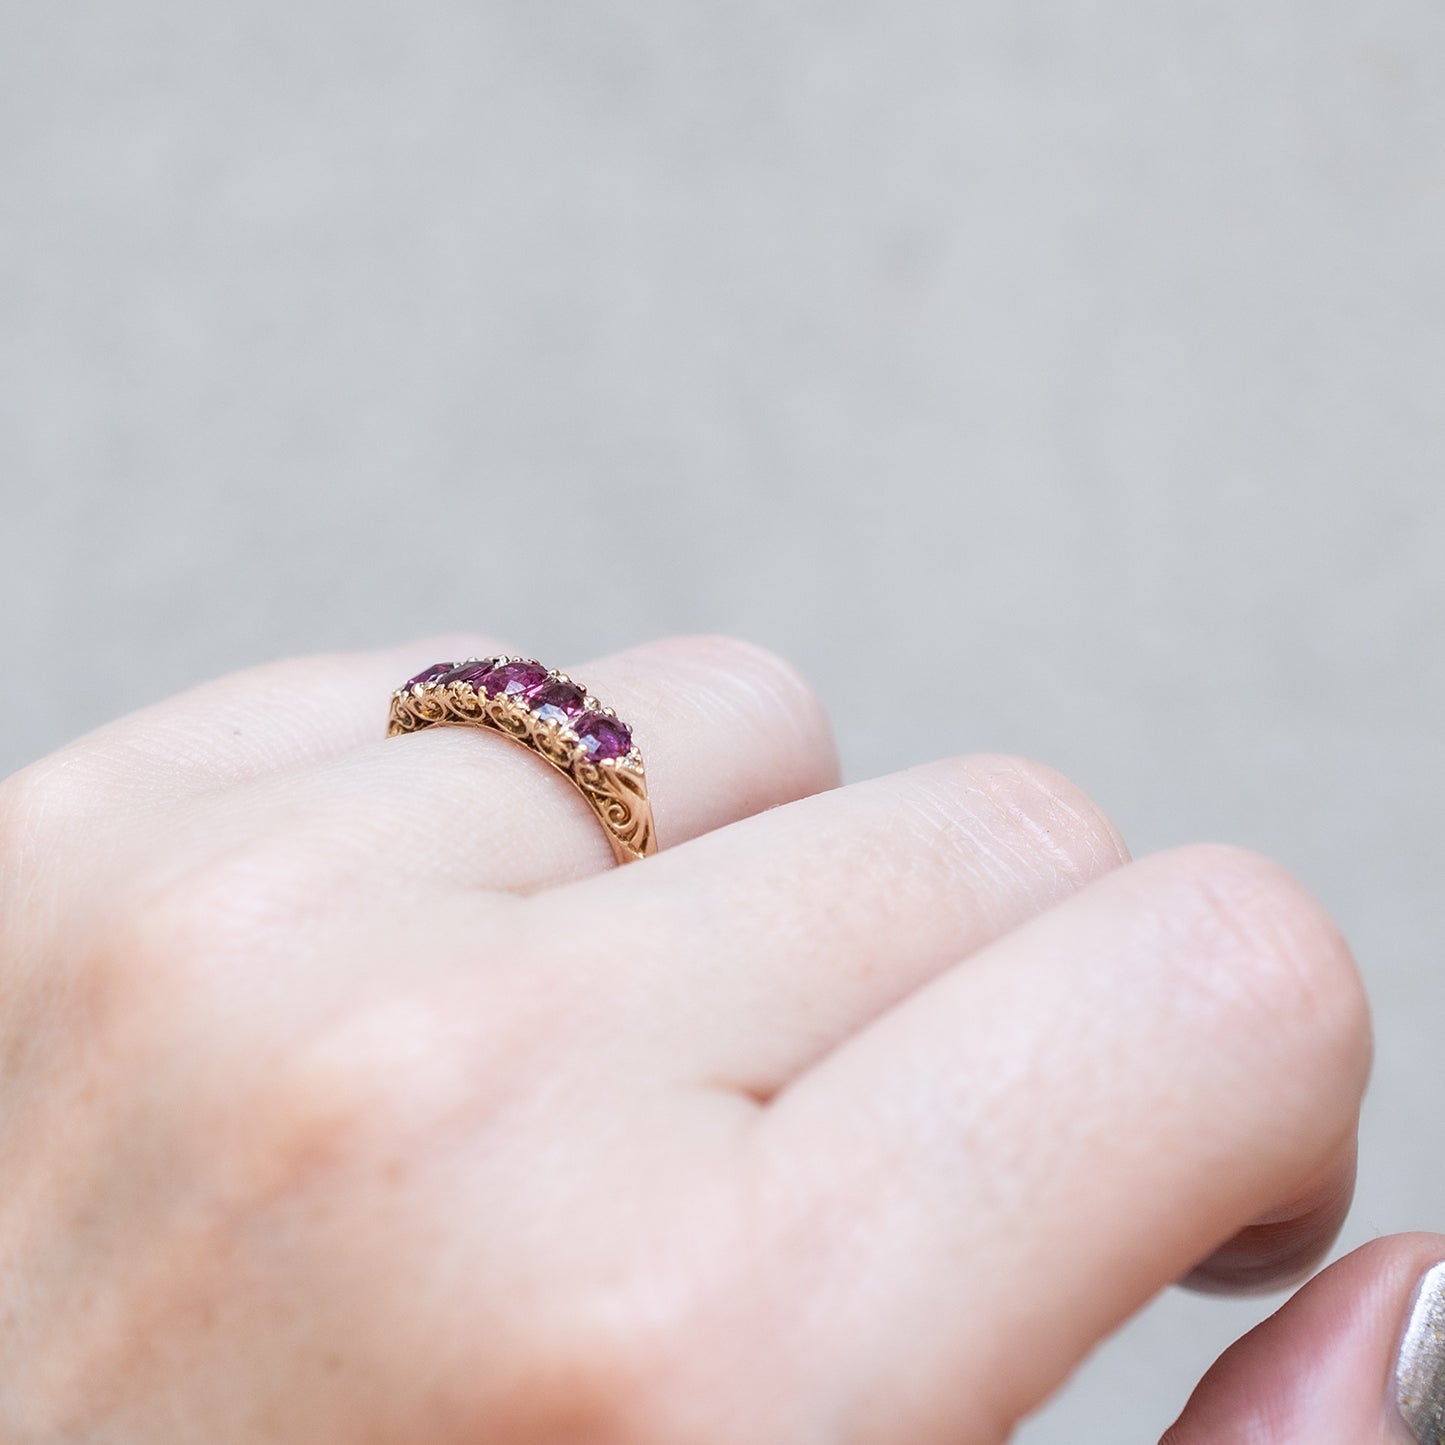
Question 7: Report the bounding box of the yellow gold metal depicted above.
[387,659,657,865]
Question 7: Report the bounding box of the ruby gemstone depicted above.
[574,712,632,761]
[530,679,587,726]
[404,661,461,690]
[438,658,497,689]
[478,660,549,699]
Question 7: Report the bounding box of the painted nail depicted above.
[1397,1263,1445,1442]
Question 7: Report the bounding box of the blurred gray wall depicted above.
[3,3,1444,1438]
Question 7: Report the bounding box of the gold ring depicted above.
[388,657,657,865]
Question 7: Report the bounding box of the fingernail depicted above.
[1396,1262,1445,1442]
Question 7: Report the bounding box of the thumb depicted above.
[1162,1233,1445,1444]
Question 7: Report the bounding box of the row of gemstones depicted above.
[401,658,634,761]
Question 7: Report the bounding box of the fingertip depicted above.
[1182,1140,1358,1297]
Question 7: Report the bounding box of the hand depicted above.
[0,635,1372,1443]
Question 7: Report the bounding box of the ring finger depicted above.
[147,634,842,895]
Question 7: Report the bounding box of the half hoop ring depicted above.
[388,657,657,865]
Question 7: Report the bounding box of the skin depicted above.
[0,633,1411,1443]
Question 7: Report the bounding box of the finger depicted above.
[1163,1233,1445,1444]
[751,847,1371,1441]
[1182,1140,1359,1296]
[592,752,1343,1297]
[155,635,840,894]
[568,753,1129,1092]
[10,635,506,811]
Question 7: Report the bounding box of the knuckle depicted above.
[907,753,1128,890]
[483,1304,664,1442]
[216,996,474,1208]
[486,1262,760,1445]
[971,754,1128,870]
[660,631,800,678]
[85,835,338,1008]
[696,633,818,700]
[1145,844,1371,1078]
[209,904,535,1210]
[152,834,334,938]
[658,634,835,760]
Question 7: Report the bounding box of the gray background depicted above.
[3,3,1443,1438]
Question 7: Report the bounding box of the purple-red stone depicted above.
[529,679,587,726]
[404,661,460,690]
[478,660,549,699]
[574,711,632,761]
[438,659,497,689]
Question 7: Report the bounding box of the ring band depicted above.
[388,657,657,865]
